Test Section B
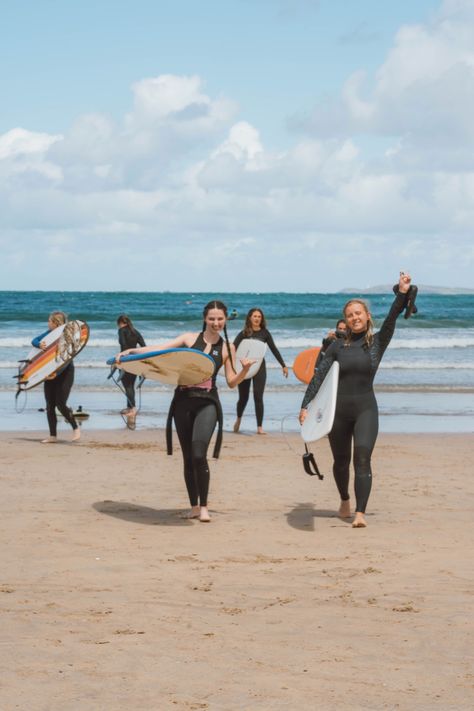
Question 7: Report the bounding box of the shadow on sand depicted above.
[286,502,352,531]
[93,500,193,527]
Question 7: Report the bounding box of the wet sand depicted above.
[1,429,473,710]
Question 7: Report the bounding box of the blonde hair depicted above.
[343,299,374,347]
[49,311,67,328]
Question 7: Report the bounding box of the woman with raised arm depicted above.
[299,273,413,528]
[117,300,252,523]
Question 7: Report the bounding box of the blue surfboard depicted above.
[107,348,215,386]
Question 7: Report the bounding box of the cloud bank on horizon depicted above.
[1,0,473,291]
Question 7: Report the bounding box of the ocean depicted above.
[1,290,473,433]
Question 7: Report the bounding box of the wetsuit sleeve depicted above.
[301,341,337,409]
[32,329,51,348]
[233,331,245,349]
[376,291,407,356]
[136,330,146,347]
[118,328,128,351]
[264,330,286,367]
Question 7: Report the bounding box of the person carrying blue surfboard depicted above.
[117,300,254,523]
[299,272,415,528]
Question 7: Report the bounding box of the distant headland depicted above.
[338,285,474,295]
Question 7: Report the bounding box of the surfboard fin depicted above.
[392,284,418,319]
[302,444,324,480]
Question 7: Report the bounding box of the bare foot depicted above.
[199,506,211,522]
[72,429,81,442]
[233,418,241,433]
[338,499,352,518]
[41,436,57,444]
[257,427,267,435]
[180,506,200,519]
[352,512,367,528]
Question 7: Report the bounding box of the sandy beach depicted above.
[1,428,473,710]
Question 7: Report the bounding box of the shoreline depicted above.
[2,387,473,435]
[2,429,473,708]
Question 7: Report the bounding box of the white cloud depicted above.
[1,29,474,293]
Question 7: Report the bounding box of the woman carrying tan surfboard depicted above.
[117,300,253,522]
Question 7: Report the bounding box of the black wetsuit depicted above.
[166,333,224,508]
[234,328,286,427]
[32,329,78,437]
[301,292,407,513]
[118,326,146,408]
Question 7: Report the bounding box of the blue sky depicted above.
[1,0,473,291]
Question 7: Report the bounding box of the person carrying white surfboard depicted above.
[117,300,254,523]
[299,273,414,528]
[233,308,288,435]
[33,311,81,444]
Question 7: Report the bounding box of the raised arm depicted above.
[377,272,412,355]
[116,332,196,360]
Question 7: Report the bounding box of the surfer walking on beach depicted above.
[116,315,146,426]
[117,300,253,522]
[299,273,414,528]
[233,308,288,435]
[34,311,80,444]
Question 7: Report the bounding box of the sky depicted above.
[1,0,474,292]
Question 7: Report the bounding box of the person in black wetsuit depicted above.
[117,300,253,522]
[299,273,413,528]
[233,308,288,435]
[116,315,146,421]
[33,311,80,444]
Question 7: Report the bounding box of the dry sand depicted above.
[1,428,473,710]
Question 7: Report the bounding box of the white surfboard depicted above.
[301,361,339,443]
[107,348,215,386]
[235,338,267,380]
[16,320,89,391]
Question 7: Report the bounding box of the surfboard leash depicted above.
[108,366,145,428]
[279,415,324,480]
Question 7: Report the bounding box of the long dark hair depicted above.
[243,308,266,337]
[117,314,138,337]
[202,300,236,373]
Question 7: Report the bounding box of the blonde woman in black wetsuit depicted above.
[33,311,80,444]
[117,300,253,523]
[299,273,413,528]
[233,308,288,435]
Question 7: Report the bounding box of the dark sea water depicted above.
[1,291,473,432]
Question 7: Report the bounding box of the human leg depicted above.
[190,402,218,510]
[173,403,199,507]
[328,412,353,507]
[352,396,379,523]
[252,362,266,431]
[234,378,251,432]
[44,379,58,438]
[121,372,137,409]
[55,366,79,437]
